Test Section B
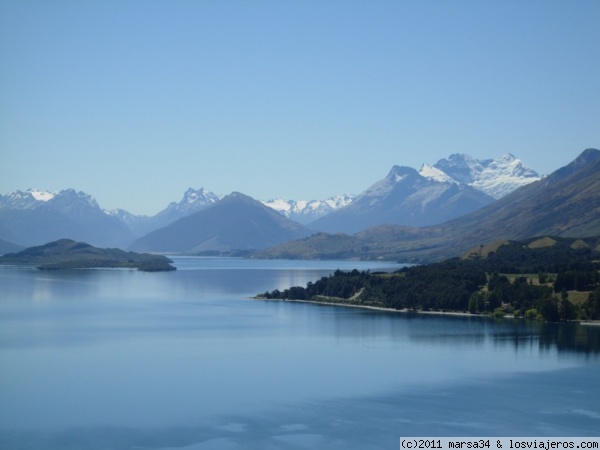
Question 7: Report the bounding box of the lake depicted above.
[0,257,599,450]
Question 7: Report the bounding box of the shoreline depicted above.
[253,297,482,318]
[253,297,600,325]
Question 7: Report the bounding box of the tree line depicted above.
[259,237,600,321]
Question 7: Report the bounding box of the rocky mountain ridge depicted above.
[257,148,600,262]
[0,151,545,251]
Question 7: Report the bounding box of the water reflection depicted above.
[538,322,600,356]
[0,266,102,302]
[1,259,599,450]
[320,308,600,356]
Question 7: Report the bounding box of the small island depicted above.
[0,239,176,272]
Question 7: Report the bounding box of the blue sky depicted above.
[1,0,599,215]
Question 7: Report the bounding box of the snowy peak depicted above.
[0,189,57,209]
[362,166,419,198]
[388,165,418,180]
[433,153,491,184]
[182,187,221,206]
[419,164,458,184]
[0,188,98,210]
[433,153,540,199]
[323,194,355,210]
[105,208,140,222]
[484,153,538,178]
[159,187,222,217]
[261,194,355,225]
[0,190,42,209]
[310,160,495,233]
[52,189,100,209]
[0,188,134,248]
[310,151,540,234]
[29,189,56,202]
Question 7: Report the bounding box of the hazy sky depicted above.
[1,0,599,215]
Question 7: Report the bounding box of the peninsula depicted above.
[258,236,600,322]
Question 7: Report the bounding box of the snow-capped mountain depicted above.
[260,149,600,261]
[159,187,222,218]
[106,187,223,237]
[262,194,355,225]
[0,152,541,249]
[309,152,540,234]
[0,188,100,211]
[310,165,495,234]
[0,189,57,209]
[418,164,458,184]
[0,189,134,248]
[130,192,313,254]
[431,153,540,199]
[111,187,353,236]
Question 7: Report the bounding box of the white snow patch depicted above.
[261,198,291,212]
[469,154,540,198]
[29,189,56,201]
[261,194,355,223]
[419,164,457,184]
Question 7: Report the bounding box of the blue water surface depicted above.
[0,257,598,449]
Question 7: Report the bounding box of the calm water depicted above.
[0,257,599,450]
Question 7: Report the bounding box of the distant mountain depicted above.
[258,148,600,262]
[0,238,23,255]
[0,189,134,248]
[107,187,222,237]
[310,165,495,234]
[442,148,600,242]
[0,152,543,249]
[109,188,349,235]
[432,153,540,199]
[129,192,314,253]
[154,187,222,222]
[262,194,355,225]
[0,239,175,271]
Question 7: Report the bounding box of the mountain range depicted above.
[0,189,134,250]
[129,192,313,253]
[0,151,557,257]
[259,148,600,262]
[310,165,495,233]
[261,195,355,225]
[310,153,539,233]
[107,187,222,237]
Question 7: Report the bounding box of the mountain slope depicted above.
[310,165,495,233]
[0,189,134,248]
[259,148,600,262]
[129,192,314,253]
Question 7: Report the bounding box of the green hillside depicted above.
[259,236,600,322]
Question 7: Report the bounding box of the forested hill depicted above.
[0,239,176,271]
[259,236,600,322]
